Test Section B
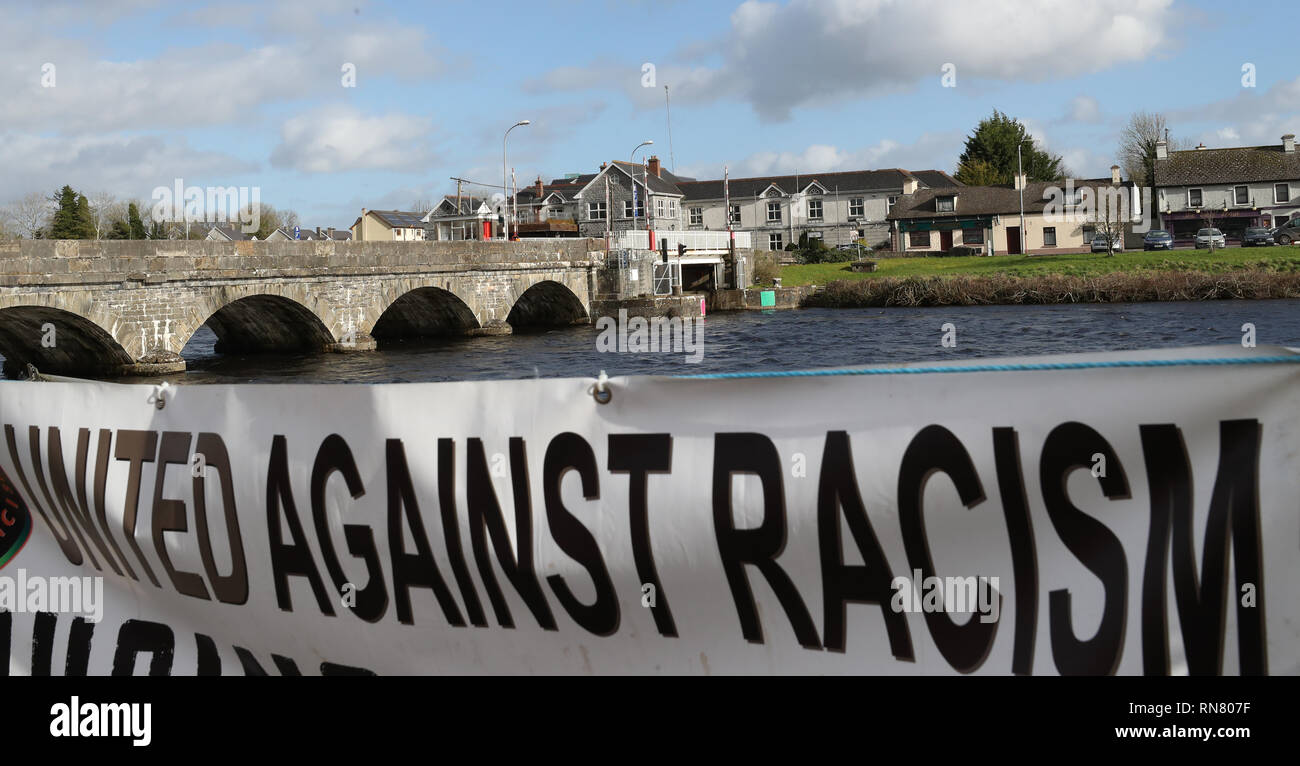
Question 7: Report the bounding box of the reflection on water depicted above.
[94,299,1300,384]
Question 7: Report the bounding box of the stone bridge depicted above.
[0,238,605,377]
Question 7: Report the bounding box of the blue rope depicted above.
[676,354,1300,380]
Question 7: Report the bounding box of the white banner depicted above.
[2,346,1298,675]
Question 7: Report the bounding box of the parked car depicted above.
[1090,233,1123,252]
[1143,230,1174,250]
[1272,218,1300,245]
[1242,227,1275,247]
[1195,228,1227,249]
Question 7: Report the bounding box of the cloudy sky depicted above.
[3,0,1298,227]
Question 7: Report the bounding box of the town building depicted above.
[676,168,960,252]
[889,167,1137,255]
[1154,134,1299,241]
[349,209,428,241]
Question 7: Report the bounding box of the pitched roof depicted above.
[1155,143,1300,187]
[368,209,428,228]
[912,169,964,188]
[206,222,251,241]
[888,177,1124,220]
[676,168,917,201]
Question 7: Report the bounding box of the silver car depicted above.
[1090,233,1123,252]
[1195,228,1227,249]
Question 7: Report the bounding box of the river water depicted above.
[97,299,1300,384]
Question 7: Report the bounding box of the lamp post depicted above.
[631,140,654,239]
[503,120,530,240]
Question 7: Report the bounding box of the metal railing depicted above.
[611,229,752,251]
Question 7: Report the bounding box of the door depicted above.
[939,230,953,251]
[1006,226,1022,255]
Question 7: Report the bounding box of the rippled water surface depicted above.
[99,299,1300,384]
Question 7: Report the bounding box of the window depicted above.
[909,230,930,248]
[689,207,703,226]
[1235,185,1250,205]
[1042,226,1057,247]
[1276,183,1292,203]
[768,233,783,250]
[1188,188,1203,207]
[936,196,956,213]
[1082,225,1095,243]
[808,199,823,220]
[887,196,898,214]
[549,206,564,218]
[656,198,666,217]
[767,200,782,222]
[587,202,606,220]
[623,199,644,218]
[963,228,984,245]
[849,198,864,217]
[729,205,741,224]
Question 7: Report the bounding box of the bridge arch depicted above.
[0,303,134,378]
[371,286,481,342]
[506,279,589,331]
[187,293,336,356]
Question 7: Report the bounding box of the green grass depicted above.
[772,246,1300,287]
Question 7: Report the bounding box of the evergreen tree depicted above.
[48,186,82,239]
[128,202,146,239]
[76,194,94,239]
[954,110,1067,185]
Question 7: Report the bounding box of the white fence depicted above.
[611,229,752,252]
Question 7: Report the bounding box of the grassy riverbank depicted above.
[762,247,1300,307]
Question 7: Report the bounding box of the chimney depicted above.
[1013,173,1027,190]
[600,162,607,171]
[902,175,919,195]
[1155,140,1168,160]
[1284,134,1296,153]
[535,176,544,198]
[648,155,661,177]
[1195,143,1207,150]
[1110,165,1121,184]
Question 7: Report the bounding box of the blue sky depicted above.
[3,0,1298,227]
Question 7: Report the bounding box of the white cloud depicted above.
[680,131,964,179]
[1065,95,1103,123]
[269,107,435,173]
[527,0,1177,121]
[0,132,257,203]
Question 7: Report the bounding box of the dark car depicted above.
[1242,227,1275,247]
[1273,218,1300,245]
[1143,229,1174,250]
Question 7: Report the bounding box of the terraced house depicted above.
[1154,134,1300,241]
[889,167,1137,255]
[676,168,961,251]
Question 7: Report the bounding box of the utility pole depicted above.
[665,85,676,173]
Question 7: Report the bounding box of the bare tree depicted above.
[89,191,121,241]
[1118,112,1193,224]
[411,198,435,213]
[4,192,56,238]
[1090,188,1130,257]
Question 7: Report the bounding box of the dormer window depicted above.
[936,195,956,213]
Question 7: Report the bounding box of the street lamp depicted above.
[631,140,654,235]
[503,120,530,240]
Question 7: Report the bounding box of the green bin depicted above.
[760,290,776,307]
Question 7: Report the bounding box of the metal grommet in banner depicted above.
[590,370,612,405]
[151,381,171,410]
